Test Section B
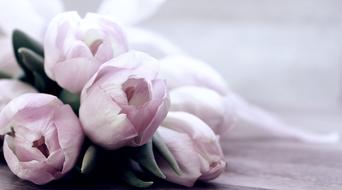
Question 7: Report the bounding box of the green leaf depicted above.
[80,145,98,175]
[18,47,61,95]
[121,167,154,188]
[129,140,166,179]
[59,90,80,114]
[12,29,43,83]
[18,48,44,74]
[32,72,46,92]
[0,71,12,79]
[153,133,182,175]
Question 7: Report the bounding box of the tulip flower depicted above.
[80,51,169,150]
[169,86,236,134]
[44,11,128,93]
[0,79,37,111]
[159,55,228,94]
[156,111,225,187]
[161,55,339,143]
[0,93,84,185]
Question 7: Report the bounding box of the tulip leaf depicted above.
[18,48,44,74]
[153,133,182,175]
[18,47,61,95]
[32,72,46,92]
[12,29,43,83]
[129,140,166,179]
[80,145,98,175]
[121,167,154,188]
[0,71,11,79]
[59,90,81,114]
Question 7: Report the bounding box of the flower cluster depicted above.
[0,10,229,188]
[0,0,338,188]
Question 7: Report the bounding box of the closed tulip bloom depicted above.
[0,93,84,185]
[159,55,228,95]
[157,112,225,187]
[80,51,169,150]
[0,79,37,111]
[169,86,236,135]
[44,11,128,93]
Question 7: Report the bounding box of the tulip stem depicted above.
[122,170,154,188]
[129,140,166,179]
[80,145,98,174]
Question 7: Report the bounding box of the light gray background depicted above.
[63,0,342,132]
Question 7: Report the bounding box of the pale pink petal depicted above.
[156,127,201,187]
[53,57,99,93]
[170,86,236,134]
[53,105,83,172]
[159,55,228,95]
[161,112,226,184]
[3,138,56,185]
[80,85,137,149]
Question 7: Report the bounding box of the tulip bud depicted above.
[159,55,228,95]
[44,12,128,93]
[0,93,84,185]
[169,86,236,134]
[79,51,169,150]
[156,112,225,187]
[0,79,37,111]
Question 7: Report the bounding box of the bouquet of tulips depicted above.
[0,0,339,188]
[0,10,232,187]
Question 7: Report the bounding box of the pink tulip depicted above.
[44,12,128,93]
[159,55,228,95]
[0,93,84,185]
[157,112,225,187]
[79,51,169,150]
[0,79,37,111]
[169,86,236,134]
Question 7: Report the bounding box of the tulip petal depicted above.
[159,55,228,95]
[80,85,138,149]
[53,105,84,173]
[157,127,202,187]
[170,86,236,134]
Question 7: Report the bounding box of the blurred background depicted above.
[64,0,342,132]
